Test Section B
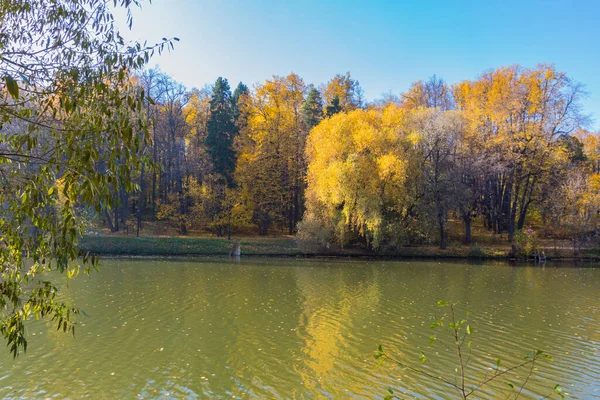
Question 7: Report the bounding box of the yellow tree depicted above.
[184,86,213,183]
[579,129,600,173]
[321,72,364,113]
[402,75,454,110]
[302,105,423,249]
[454,64,586,243]
[551,164,600,253]
[235,74,307,234]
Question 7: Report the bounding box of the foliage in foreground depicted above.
[376,301,566,399]
[0,0,176,356]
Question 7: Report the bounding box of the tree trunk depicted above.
[227,210,231,240]
[293,185,300,234]
[288,200,294,235]
[503,179,514,240]
[260,215,270,236]
[120,185,128,224]
[152,124,157,220]
[463,213,471,245]
[113,197,120,232]
[137,163,144,237]
[105,208,117,232]
[437,204,446,249]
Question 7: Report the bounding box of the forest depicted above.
[1,3,598,397]
[102,65,599,253]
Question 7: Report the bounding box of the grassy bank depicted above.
[79,234,600,260]
[79,235,303,256]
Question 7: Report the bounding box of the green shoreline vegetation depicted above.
[79,234,600,261]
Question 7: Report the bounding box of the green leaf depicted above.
[437,300,449,307]
[553,384,565,398]
[496,359,501,367]
[506,382,514,389]
[430,320,443,329]
[387,388,394,394]
[4,75,19,99]
[375,344,384,359]
[466,324,473,335]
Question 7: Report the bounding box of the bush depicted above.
[468,242,484,258]
[296,218,333,252]
[513,228,539,257]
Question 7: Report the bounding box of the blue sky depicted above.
[117,0,599,129]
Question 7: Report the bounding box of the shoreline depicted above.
[79,235,600,263]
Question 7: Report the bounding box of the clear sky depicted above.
[117,0,600,129]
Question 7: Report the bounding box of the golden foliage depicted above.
[235,73,308,233]
[304,105,419,247]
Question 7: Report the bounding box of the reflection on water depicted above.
[0,258,598,399]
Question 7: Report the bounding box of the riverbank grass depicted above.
[80,234,600,260]
[79,235,301,256]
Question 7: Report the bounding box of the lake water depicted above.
[0,258,598,399]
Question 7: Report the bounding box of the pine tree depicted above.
[326,95,342,117]
[232,81,249,122]
[302,87,323,129]
[206,77,236,186]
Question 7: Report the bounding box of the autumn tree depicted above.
[548,164,600,253]
[134,67,167,229]
[580,129,600,172]
[184,85,213,184]
[409,108,465,249]
[558,134,586,163]
[453,127,491,244]
[402,75,454,110]
[454,64,586,246]
[236,74,308,235]
[553,130,600,251]
[322,72,364,112]
[153,74,189,233]
[302,105,425,249]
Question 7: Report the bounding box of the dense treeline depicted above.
[108,64,599,252]
[108,70,363,237]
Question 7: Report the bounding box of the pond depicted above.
[0,258,598,399]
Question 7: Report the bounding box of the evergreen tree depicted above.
[206,77,236,186]
[232,81,249,122]
[326,95,343,117]
[302,87,324,129]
